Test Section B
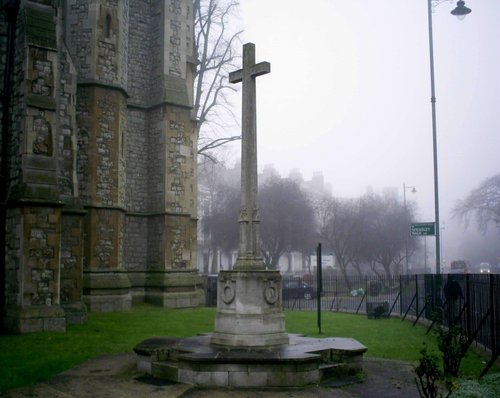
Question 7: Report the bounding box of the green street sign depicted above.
[410,222,435,236]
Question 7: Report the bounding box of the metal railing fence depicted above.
[202,273,499,375]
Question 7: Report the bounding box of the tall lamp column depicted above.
[426,0,471,274]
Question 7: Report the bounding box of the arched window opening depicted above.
[105,14,112,38]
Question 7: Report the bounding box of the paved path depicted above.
[2,353,420,398]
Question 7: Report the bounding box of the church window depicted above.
[105,14,112,38]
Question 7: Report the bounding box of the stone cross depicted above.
[229,43,270,270]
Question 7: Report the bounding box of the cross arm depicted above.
[229,69,243,84]
[229,61,271,84]
[251,61,270,77]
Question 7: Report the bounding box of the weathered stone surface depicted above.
[211,270,288,347]
[2,0,201,332]
[209,45,288,348]
[229,43,270,271]
[4,305,66,333]
[83,272,132,312]
[134,333,367,387]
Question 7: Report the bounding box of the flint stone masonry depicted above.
[57,43,78,198]
[75,86,91,204]
[85,209,124,269]
[123,216,148,270]
[3,205,66,332]
[2,0,201,332]
[60,213,86,324]
[24,207,61,307]
[95,91,121,206]
[127,0,150,105]
[124,109,148,211]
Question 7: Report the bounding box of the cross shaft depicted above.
[230,43,270,269]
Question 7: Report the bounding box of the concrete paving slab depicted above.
[1,353,420,398]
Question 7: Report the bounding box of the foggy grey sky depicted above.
[223,0,500,265]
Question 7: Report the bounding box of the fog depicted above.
[222,0,500,267]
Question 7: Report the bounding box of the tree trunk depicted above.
[338,261,352,291]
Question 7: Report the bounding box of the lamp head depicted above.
[451,1,471,20]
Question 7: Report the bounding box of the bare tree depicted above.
[202,183,239,272]
[316,196,361,287]
[198,161,240,273]
[357,192,417,278]
[453,174,500,233]
[259,177,315,270]
[194,0,243,162]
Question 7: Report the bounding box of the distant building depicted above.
[302,171,332,197]
[261,163,279,185]
[288,168,304,185]
[1,0,202,333]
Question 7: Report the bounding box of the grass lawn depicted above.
[0,305,496,392]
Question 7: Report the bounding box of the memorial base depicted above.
[134,333,367,387]
[211,269,289,347]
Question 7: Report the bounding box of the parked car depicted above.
[282,280,315,300]
[479,263,491,274]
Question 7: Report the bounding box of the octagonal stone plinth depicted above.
[134,333,367,387]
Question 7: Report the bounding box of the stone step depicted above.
[135,334,367,387]
[319,362,354,379]
[152,361,179,381]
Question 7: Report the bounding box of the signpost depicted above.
[410,222,436,236]
[316,243,322,335]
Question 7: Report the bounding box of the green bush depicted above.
[415,344,445,398]
[436,325,468,377]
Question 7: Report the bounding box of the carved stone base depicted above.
[211,270,289,347]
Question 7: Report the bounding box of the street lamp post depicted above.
[440,223,445,269]
[403,183,416,275]
[426,0,471,274]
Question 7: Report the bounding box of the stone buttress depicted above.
[65,0,132,312]
[1,0,86,332]
[64,0,202,311]
[1,0,202,332]
[123,0,203,308]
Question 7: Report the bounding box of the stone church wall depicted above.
[1,0,202,333]
[121,0,201,307]
[124,108,148,211]
[127,0,151,106]
[3,2,75,332]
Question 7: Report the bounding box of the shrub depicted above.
[415,344,447,398]
[436,325,468,377]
